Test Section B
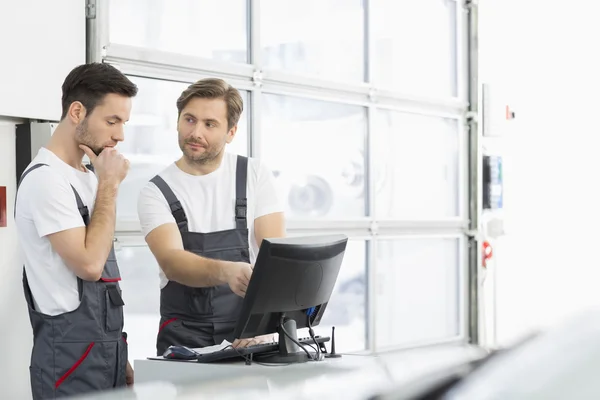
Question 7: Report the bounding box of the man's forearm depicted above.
[83,180,118,276]
[160,249,230,288]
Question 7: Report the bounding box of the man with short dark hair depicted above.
[15,63,138,399]
[138,78,285,355]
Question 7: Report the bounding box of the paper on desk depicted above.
[147,340,233,361]
[191,340,232,355]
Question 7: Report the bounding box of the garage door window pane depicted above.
[109,0,248,63]
[375,238,461,349]
[116,246,161,362]
[117,241,367,359]
[314,239,367,352]
[261,94,367,219]
[374,110,460,219]
[371,0,458,97]
[261,0,365,82]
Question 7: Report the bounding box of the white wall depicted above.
[0,119,32,398]
[480,0,600,346]
[0,1,84,397]
[0,0,85,120]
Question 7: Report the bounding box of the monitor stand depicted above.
[254,315,311,364]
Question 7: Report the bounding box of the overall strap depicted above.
[17,163,87,301]
[151,175,189,233]
[68,185,89,299]
[235,155,248,230]
[15,163,49,221]
[17,165,45,308]
[70,185,90,225]
[17,163,48,189]
[17,163,90,222]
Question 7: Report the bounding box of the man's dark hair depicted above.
[176,78,243,130]
[60,63,138,120]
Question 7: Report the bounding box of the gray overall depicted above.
[152,155,250,355]
[19,164,128,399]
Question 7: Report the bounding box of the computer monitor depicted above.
[232,234,348,364]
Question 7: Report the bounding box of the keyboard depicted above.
[196,335,330,363]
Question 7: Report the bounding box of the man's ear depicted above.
[226,124,238,144]
[67,101,87,124]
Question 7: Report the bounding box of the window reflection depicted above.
[373,110,460,219]
[261,0,365,82]
[375,238,461,349]
[261,94,367,219]
[116,240,367,360]
[116,246,162,363]
[371,0,457,97]
[312,239,367,352]
[109,0,248,63]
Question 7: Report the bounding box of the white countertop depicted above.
[72,343,486,400]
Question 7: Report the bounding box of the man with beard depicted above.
[14,63,137,399]
[137,78,285,355]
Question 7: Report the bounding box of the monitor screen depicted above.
[233,234,348,340]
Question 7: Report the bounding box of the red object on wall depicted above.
[482,240,493,267]
[0,186,6,227]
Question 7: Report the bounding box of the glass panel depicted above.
[109,0,247,63]
[261,94,367,219]
[373,110,460,218]
[116,245,161,362]
[117,240,367,361]
[375,238,461,349]
[261,0,365,82]
[281,239,368,353]
[371,0,457,97]
[116,76,249,221]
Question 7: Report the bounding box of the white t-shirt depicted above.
[15,148,98,316]
[137,152,283,289]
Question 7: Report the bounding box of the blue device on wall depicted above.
[483,155,503,210]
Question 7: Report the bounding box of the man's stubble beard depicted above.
[180,137,226,166]
[76,118,103,156]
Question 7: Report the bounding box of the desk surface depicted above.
[72,343,486,400]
